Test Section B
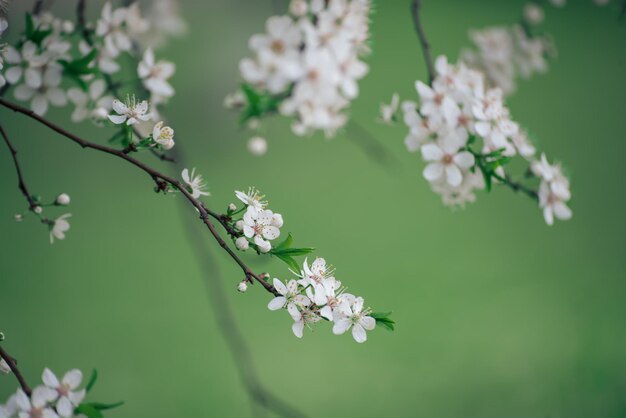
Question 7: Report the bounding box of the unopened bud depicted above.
[290,0,308,16]
[0,358,10,374]
[237,281,248,293]
[235,220,244,231]
[56,193,71,206]
[228,203,237,212]
[258,240,271,253]
[33,206,43,214]
[271,213,283,228]
[14,214,23,222]
[247,136,267,156]
[259,272,270,281]
[524,3,544,25]
[235,237,249,251]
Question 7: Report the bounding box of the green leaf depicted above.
[273,253,301,272]
[273,247,315,257]
[86,369,98,393]
[371,312,396,331]
[59,50,99,77]
[25,14,35,39]
[91,401,125,411]
[239,83,290,125]
[74,404,103,418]
[273,233,294,252]
[24,13,52,46]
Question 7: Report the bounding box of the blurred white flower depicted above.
[379,93,400,124]
[181,168,210,199]
[42,368,86,418]
[138,48,175,98]
[50,214,71,244]
[247,136,268,156]
[108,95,151,125]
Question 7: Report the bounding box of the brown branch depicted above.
[0,124,38,210]
[411,0,435,84]
[496,173,539,201]
[0,346,32,396]
[32,0,44,15]
[0,97,278,296]
[173,148,306,418]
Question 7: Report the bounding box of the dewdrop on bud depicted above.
[290,0,308,16]
[56,193,71,206]
[524,3,544,25]
[236,237,249,251]
[34,206,43,214]
[237,281,248,293]
[247,136,268,156]
[228,203,237,211]
[235,220,244,231]
[14,214,23,222]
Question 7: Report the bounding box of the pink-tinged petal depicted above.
[332,319,351,335]
[453,152,475,169]
[62,369,82,390]
[111,99,128,114]
[272,278,287,295]
[352,324,367,343]
[42,368,60,388]
[107,114,127,124]
[423,163,444,182]
[421,143,443,161]
[445,164,463,187]
[287,303,301,321]
[267,296,286,311]
[415,81,434,99]
[360,316,376,331]
[553,202,572,221]
[262,225,280,240]
[56,398,73,418]
[292,321,304,338]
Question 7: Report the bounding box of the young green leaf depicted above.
[85,369,98,393]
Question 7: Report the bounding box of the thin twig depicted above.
[0,346,32,396]
[174,148,307,418]
[0,124,38,210]
[31,0,44,15]
[411,0,435,84]
[0,97,278,296]
[495,173,539,201]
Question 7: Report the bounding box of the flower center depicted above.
[270,39,285,54]
[442,154,453,165]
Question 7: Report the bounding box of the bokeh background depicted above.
[1,1,625,417]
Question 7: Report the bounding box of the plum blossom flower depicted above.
[182,168,210,199]
[107,95,151,125]
[292,306,322,338]
[242,206,281,253]
[50,214,71,244]
[42,369,86,418]
[67,79,113,123]
[235,188,267,211]
[15,387,58,418]
[152,121,175,150]
[421,138,475,187]
[138,48,175,98]
[267,279,310,320]
[333,295,376,343]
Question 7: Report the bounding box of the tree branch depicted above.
[411,0,435,84]
[494,172,539,201]
[0,124,38,210]
[0,97,278,296]
[0,345,32,396]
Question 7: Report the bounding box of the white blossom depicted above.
[379,93,400,124]
[421,138,475,187]
[138,48,175,98]
[247,136,268,156]
[237,281,248,293]
[524,3,545,25]
[235,188,267,211]
[242,206,281,253]
[107,95,151,125]
[55,194,71,206]
[67,79,113,123]
[332,295,376,343]
[15,387,58,418]
[267,279,311,320]
[181,168,210,199]
[50,214,71,244]
[152,121,175,150]
[42,369,86,418]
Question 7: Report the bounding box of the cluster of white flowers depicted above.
[0,18,7,88]
[0,2,178,120]
[384,55,571,225]
[228,0,372,139]
[532,153,572,225]
[460,25,551,95]
[0,368,85,418]
[268,257,376,343]
[233,188,282,253]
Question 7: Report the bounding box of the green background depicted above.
[1,0,625,417]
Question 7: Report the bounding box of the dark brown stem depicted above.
[32,0,44,15]
[494,172,539,201]
[0,97,278,296]
[0,346,32,396]
[411,0,435,84]
[0,124,38,210]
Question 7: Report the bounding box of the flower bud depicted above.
[271,213,283,228]
[290,0,308,16]
[235,220,244,231]
[14,214,23,222]
[247,136,267,156]
[236,237,249,251]
[237,281,248,293]
[524,3,544,25]
[33,206,43,214]
[56,193,71,206]
[228,203,237,212]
